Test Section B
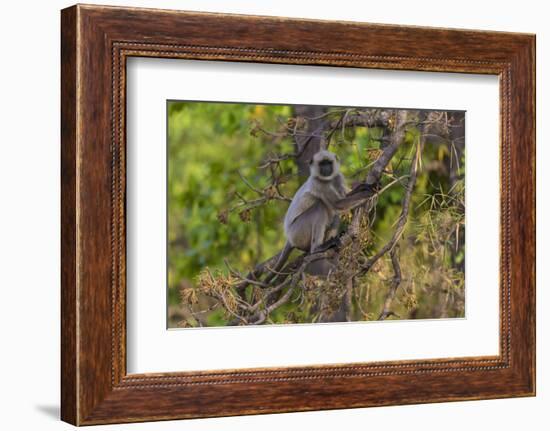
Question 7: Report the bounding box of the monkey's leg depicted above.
[325,215,340,241]
[310,215,342,252]
[310,206,331,252]
[306,213,335,277]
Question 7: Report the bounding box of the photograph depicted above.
[167,101,466,328]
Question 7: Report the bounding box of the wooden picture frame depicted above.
[61,4,536,425]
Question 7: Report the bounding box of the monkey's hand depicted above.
[348,180,381,196]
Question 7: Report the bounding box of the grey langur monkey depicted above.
[266,150,348,280]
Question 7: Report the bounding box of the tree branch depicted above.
[378,247,402,320]
[357,112,426,277]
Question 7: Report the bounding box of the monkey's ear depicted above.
[335,154,340,162]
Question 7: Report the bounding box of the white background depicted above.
[127,59,499,373]
[0,0,547,430]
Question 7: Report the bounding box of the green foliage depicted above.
[168,103,295,316]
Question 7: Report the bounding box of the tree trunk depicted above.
[292,105,327,179]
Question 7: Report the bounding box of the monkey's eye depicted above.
[309,158,313,165]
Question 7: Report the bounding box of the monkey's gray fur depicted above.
[266,150,348,280]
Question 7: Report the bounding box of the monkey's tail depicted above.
[264,242,294,284]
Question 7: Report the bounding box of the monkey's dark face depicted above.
[318,159,334,177]
[311,150,340,180]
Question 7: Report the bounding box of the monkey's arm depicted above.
[286,191,319,226]
[334,181,380,212]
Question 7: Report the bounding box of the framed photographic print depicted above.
[61,4,536,425]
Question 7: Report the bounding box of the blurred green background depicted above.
[167,101,465,327]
